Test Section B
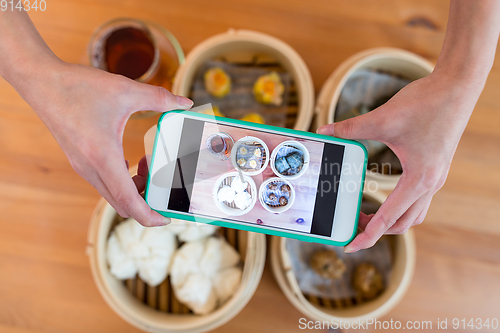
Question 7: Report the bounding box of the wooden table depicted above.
[1,1,499,332]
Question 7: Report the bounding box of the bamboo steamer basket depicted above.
[172,29,315,131]
[270,189,416,324]
[315,48,434,190]
[87,169,267,333]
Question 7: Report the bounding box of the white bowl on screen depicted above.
[212,171,257,216]
[230,136,269,176]
[270,140,309,180]
[258,177,295,214]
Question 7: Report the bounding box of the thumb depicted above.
[134,83,193,112]
[316,111,383,141]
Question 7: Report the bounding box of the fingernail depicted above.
[157,217,171,226]
[176,96,194,109]
[317,124,333,135]
[344,246,357,253]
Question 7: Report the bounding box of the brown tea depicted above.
[104,27,156,80]
[210,136,226,154]
[206,133,233,161]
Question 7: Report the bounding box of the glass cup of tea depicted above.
[88,18,161,83]
[206,133,234,161]
[87,18,185,118]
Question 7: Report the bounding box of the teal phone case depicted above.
[145,110,367,246]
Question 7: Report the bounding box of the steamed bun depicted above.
[170,239,206,289]
[200,237,240,277]
[106,218,177,287]
[213,267,242,303]
[169,219,219,242]
[106,233,137,279]
[170,237,242,315]
[175,273,218,315]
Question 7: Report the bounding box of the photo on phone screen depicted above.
[164,118,347,237]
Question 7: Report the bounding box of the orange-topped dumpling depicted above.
[253,72,284,106]
[204,67,231,98]
[202,106,225,117]
[240,113,265,124]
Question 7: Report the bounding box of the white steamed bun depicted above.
[213,266,243,303]
[106,218,177,287]
[170,237,242,315]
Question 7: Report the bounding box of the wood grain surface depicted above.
[1,1,499,332]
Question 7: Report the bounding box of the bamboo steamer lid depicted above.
[314,48,434,190]
[269,189,417,324]
[172,29,315,131]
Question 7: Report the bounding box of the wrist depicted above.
[433,0,499,93]
[4,53,68,120]
[0,11,63,86]
[1,47,63,84]
[424,68,484,123]
[432,57,491,100]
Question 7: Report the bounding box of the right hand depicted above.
[318,72,481,252]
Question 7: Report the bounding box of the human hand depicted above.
[17,60,192,226]
[317,72,482,252]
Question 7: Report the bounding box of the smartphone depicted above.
[145,110,367,246]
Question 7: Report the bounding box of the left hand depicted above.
[16,60,192,226]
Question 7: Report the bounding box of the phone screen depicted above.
[165,118,345,237]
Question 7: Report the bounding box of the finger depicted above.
[132,173,148,194]
[344,174,425,252]
[316,111,385,141]
[132,156,150,193]
[385,193,431,234]
[98,151,166,227]
[132,83,193,112]
[357,212,374,231]
[86,171,130,218]
[137,155,149,178]
[414,196,433,225]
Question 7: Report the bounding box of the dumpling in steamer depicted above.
[217,185,236,203]
[167,218,189,235]
[170,239,206,288]
[248,159,258,169]
[114,217,146,254]
[213,266,242,303]
[178,223,219,243]
[253,71,284,105]
[106,218,177,286]
[137,227,177,286]
[170,237,242,315]
[238,146,248,155]
[285,152,303,170]
[234,191,252,210]
[231,176,248,193]
[352,263,384,300]
[199,237,240,277]
[106,232,137,280]
[275,156,291,174]
[175,273,218,315]
[204,67,231,98]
